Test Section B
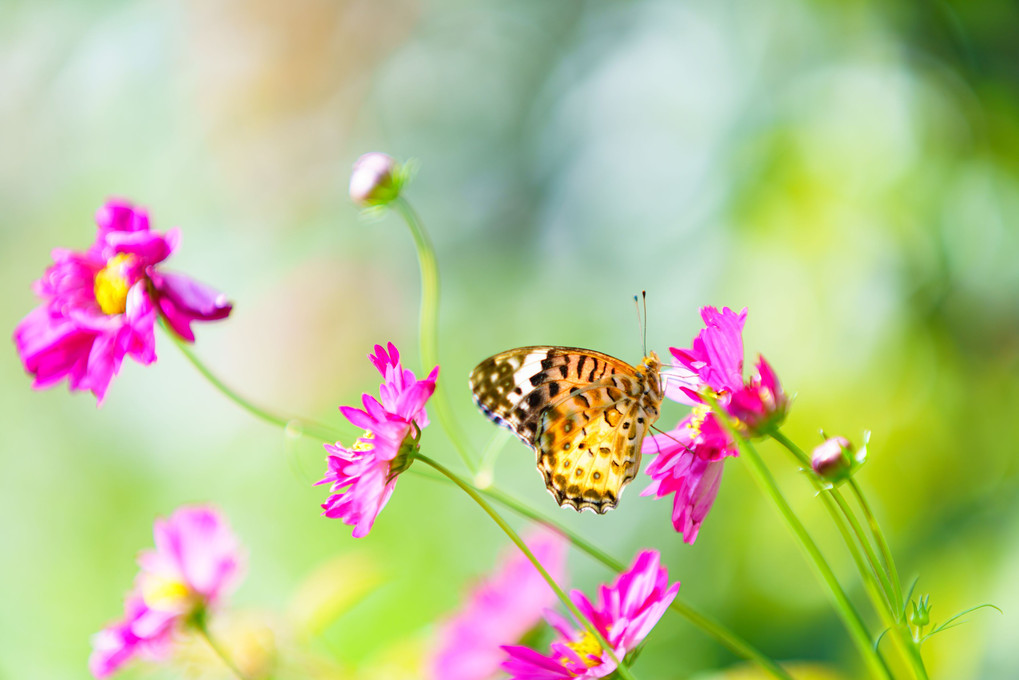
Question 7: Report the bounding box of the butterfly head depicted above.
[640,350,661,374]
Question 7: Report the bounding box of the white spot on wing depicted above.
[508,352,547,405]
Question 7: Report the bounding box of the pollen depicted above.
[93,253,137,315]
[140,573,194,612]
[562,630,604,667]
[688,404,711,435]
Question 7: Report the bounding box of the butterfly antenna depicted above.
[642,290,648,357]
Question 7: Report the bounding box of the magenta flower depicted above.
[317,342,438,537]
[13,199,232,405]
[670,305,748,397]
[644,306,746,543]
[89,505,244,678]
[727,356,789,435]
[431,529,568,680]
[642,410,731,544]
[502,550,678,679]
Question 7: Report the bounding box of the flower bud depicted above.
[349,152,402,207]
[909,594,931,628]
[811,436,854,482]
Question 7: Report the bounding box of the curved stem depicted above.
[413,452,637,680]
[770,430,927,680]
[479,486,793,680]
[194,616,251,680]
[771,431,897,607]
[392,197,477,473]
[708,407,890,678]
[165,328,349,443]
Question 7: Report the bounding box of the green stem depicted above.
[480,486,793,680]
[165,327,349,443]
[194,616,251,680]
[413,452,637,680]
[474,428,513,489]
[392,197,477,474]
[708,409,890,678]
[770,430,927,680]
[771,432,897,609]
[848,478,905,615]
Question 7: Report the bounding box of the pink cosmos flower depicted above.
[13,199,232,404]
[317,342,438,537]
[642,410,731,544]
[89,505,244,678]
[670,305,748,397]
[727,356,789,435]
[431,529,568,680]
[502,550,678,680]
[646,306,775,543]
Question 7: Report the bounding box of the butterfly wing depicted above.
[470,346,661,513]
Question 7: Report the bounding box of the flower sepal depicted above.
[389,423,421,481]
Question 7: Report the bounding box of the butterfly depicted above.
[470,346,663,513]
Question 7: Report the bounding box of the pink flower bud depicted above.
[811,436,854,482]
[348,152,401,207]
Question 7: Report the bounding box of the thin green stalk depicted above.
[771,431,897,609]
[392,196,477,474]
[847,482,926,680]
[165,327,348,443]
[194,616,251,680]
[413,452,637,680]
[770,430,927,680]
[848,478,905,614]
[474,428,513,488]
[480,486,793,680]
[708,407,890,678]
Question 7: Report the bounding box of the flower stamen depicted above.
[94,253,137,315]
[562,630,603,668]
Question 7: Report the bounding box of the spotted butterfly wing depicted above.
[470,346,663,513]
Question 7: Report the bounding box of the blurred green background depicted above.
[1,0,1017,678]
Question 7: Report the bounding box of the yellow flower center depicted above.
[687,404,711,435]
[94,254,137,315]
[563,630,603,668]
[141,573,195,612]
[352,431,375,452]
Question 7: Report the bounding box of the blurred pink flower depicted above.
[502,550,678,679]
[89,505,244,678]
[13,199,232,404]
[317,342,438,537]
[431,529,568,680]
